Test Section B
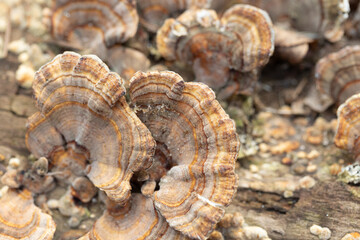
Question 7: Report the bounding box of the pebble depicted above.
[292,163,306,175]
[329,163,342,175]
[249,164,259,173]
[281,157,292,165]
[243,226,271,240]
[296,151,307,159]
[8,38,29,54]
[15,64,35,88]
[310,225,331,240]
[283,190,294,198]
[259,143,269,153]
[303,127,323,145]
[68,216,81,228]
[47,199,59,209]
[8,157,20,168]
[306,163,317,173]
[299,176,316,189]
[307,150,320,160]
[18,52,29,63]
[270,141,300,154]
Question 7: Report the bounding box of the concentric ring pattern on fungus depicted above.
[51,0,139,47]
[79,194,189,240]
[129,71,240,239]
[315,45,360,106]
[0,189,56,240]
[25,51,155,205]
[335,93,360,162]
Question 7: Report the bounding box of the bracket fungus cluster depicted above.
[24,52,240,239]
[26,51,155,204]
[156,4,274,97]
[0,189,56,240]
[315,45,360,108]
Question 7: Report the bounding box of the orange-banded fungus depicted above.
[289,0,350,42]
[0,189,56,240]
[335,93,360,161]
[137,0,211,32]
[25,51,155,204]
[156,5,274,94]
[80,194,188,240]
[51,0,139,48]
[315,45,360,106]
[129,71,240,239]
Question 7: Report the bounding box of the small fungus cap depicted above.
[315,45,360,106]
[0,189,56,240]
[26,51,155,204]
[51,0,139,47]
[335,93,360,161]
[274,25,313,64]
[129,71,240,239]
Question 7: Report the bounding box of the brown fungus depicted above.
[156,5,274,96]
[129,71,240,239]
[25,51,155,204]
[0,189,56,240]
[106,46,150,87]
[289,0,350,42]
[274,25,313,64]
[80,194,188,240]
[50,0,139,48]
[315,45,360,107]
[335,93,360,161]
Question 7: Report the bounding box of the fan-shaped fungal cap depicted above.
[80,194,188,240]
[274,25,313,64]
[289,0,350,42]
[51,0,139,48]
[0,189,56,240]
[129,71,240,239]
[335,93,360,161]
[156,5,274,91]
[315,45,360,106]
[137,0,211,32]
[26,51,155,204]
[106,46,150,86]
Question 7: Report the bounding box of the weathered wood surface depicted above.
[232,181,360,239]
